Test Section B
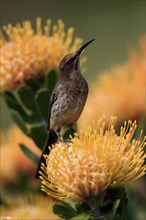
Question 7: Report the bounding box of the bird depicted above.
[35,39,95,178]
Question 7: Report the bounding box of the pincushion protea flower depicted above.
[40,116,145,202]
[0,18,83,91]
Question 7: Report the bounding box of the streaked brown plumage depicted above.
[35,39,95,178]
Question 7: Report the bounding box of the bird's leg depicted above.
[63,124,76,143]
[70,124,77,133]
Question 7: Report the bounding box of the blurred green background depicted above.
[0,0,145,130]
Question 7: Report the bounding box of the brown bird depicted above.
[35,39,95,178]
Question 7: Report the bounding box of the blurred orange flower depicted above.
[78,36,146,129]
[0,125,41,187]
[0,18,83,91]
[0,194,61,219]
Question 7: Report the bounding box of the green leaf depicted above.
[19,143,39,164]
[53,204,77,219]
[103,188,128,220]
[75,201,91,213]
[112,200,120,216]
[3,91,41,124]
[107,187,126,202]
[3,91,27,116]
[70,213,90,220]
[10,110,29,135]
[113,193,127,220]
[26,77,40,91]
[53,202,91,220]
[105,200,121,220]
[28,123,47,149]
[35,89,50,121]
[45,70,58,93]
[111,214,120,220]
[16,85,37,111]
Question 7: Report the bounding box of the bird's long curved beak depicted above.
[77,39,95,55]
[67,39,95,62]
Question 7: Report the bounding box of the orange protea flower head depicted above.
[0,18,83,91]
[129,35,145,85]
[40,116,146,202]
[78,36,146,128]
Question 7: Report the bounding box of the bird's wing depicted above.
[47,91,57,130]
[47,86,58,130]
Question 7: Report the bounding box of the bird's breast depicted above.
[51,76,88,128]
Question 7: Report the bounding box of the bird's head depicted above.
[59,39,95,75]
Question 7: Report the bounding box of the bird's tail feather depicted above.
[35,129,58,179]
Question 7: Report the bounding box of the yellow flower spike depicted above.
[64,27,74,49]
[0,18,83,91]
[40,116,146,203]
[36,17,42,36]
[0,30,6,47]
[57,20,65,40]
[44,19,51,36]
